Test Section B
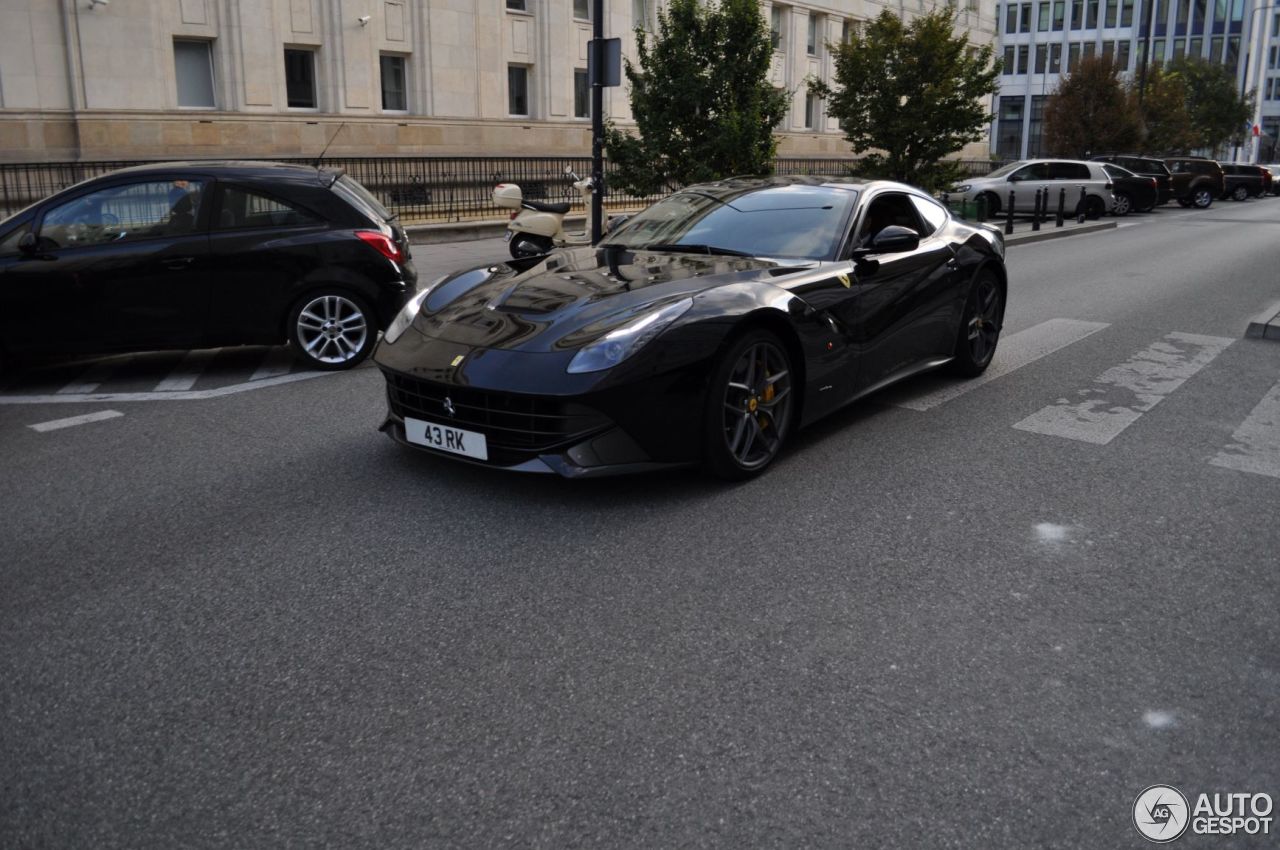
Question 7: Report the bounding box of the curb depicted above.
[1246,301,1280,341]
[1004,220,1118,246]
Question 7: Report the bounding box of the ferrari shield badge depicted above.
[837,272,851,288]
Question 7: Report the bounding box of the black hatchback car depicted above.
[0,161,417,371]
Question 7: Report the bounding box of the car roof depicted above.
[682,174,943,199]
[99,160,339,184]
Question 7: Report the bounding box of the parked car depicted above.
[375,176,1008,479]
[1164,157,1224,208]
[0,161,416,371]
[1261,165,1280,195]
[949,160,1116,220]
[1089,154,1174,205]
[1218,163,1269,200]
[1096,163,1160,215]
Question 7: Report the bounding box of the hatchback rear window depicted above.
[333,174,393,223]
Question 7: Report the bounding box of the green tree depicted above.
[604,0,788,196]
[808,9,1000,192]
[1132,65,1195,154]
[1167,55,1252,151]
[1043,55,1140,157]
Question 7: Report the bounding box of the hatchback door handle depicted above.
[163,257,195,269]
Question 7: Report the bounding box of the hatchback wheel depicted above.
[703,330,794,480]
[1192,188,1213,208]
[288,291,375,371]
[1112,192,1132,216]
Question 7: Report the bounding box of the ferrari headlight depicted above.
[383,284,434,344]
[567,298,693,374]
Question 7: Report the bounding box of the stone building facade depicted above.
[0,0,997,163]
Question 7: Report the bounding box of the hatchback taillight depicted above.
[356,230,404,264]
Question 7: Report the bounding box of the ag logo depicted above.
[1133,785,1190,843]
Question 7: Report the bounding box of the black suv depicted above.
[1164,157,1226,209]
[1218,163,1268,200]
[1090,155,1174,205]
[0,162,416,371]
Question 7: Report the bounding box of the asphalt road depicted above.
[2,201,1279,849]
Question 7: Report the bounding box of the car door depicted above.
[3,177,212,354]
[204,182,329,344]
[1006,161,1051,212]
[846,190,961,391]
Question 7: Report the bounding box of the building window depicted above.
[1226,35,1239,66]
[1006,3,1018,31]
[1116,40,1131,68]
[1104,0,1117,26]
[1213,0,1226,28]
[1027,95,1046,157]
[574,68,589,118]
[574,0,590,20]
[174,40,215,108]
[1003,45,1016,73]
[1020,2,1032,30]
[1049,42,1063,72]
[1083,40,1096,57]
[1152,38,1165,63]
[1053,0,1065,28]
[1035,44,1047,72]
[633,0,649,29]
[1192,0,1205,33]
[841,19,858,43]
[997,96,1025,159]
[284,48,316,109]
[807,14,818,55]
[1018,44,1030,72]
[1070,0,1083,27]
[506,0,526,9]
[804,92,819,128]
[1102,39,1115,58]
[1172,36,1185,56]
[1086,0,1099,27]
[1176,0,1188,30]
[1038,2,1050,29]
[1120,0,1133,25]
[1188,36,1202,56]
[508,65,529,115]
[771,7,786,50]
[380,54,407,111]
[1269,44,1277,69]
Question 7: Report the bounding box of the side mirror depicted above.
[18,232,38,254]
[604,214,630,234]
[868,225,919,254]
[1008,174,1021,182]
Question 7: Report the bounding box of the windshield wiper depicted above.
[641,243,751,257]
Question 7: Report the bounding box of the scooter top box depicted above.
[492,183,523,208]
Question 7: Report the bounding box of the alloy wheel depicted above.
[967,278,1002,367]
[1193,188,1212,208]
[721,340,793,471]
[1232,185,1249,201]
[295,294,369,366]
[1113,193,1131,216]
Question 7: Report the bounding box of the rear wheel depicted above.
[287,290,375,371]
[1232,185,1249,201]
[702,330,795,480]
[949,274,1003,377]
[509,233,554,259]
[979,192,1001,218]
[1086,196,1105,220]
[1192,187,1213,209]
[1112,192,1132,216]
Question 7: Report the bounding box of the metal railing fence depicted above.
[0,156,1009,223]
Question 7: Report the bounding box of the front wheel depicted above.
[287,291,376,371]
[509,233,554,259]
[949,274,1003,377]
[1192,187,1213,209]
[702,330,795,480]
[1112,192,1132,216]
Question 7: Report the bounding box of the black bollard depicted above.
[976,193,987,221]
[942,191,950,213]
[1077,186,1087,224]
[1032,188,1042,231]
[1005,190,1015,234]
[1056,187,1066,227]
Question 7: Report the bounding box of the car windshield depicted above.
[602,185,857,260]
[985,161,1026,179]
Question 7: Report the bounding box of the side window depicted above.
[909,195,948,236]
[858,192,925,244]
[1050,162,1091,179]
[1011,162,1049,180]
[1102,164,1125,179]
[215,186,321,230]
[1168,161,1185,173]
[0,222,31,257]
[38,179,206,250]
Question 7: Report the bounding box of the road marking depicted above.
[1013,331,1233,445]
[891,318,1110,411]
[1209,379,1280,478]
[0,369,333,405]
[250,347,295,381]
[28,409,124,432]
[56,356,133,395]
[153,348,221,392]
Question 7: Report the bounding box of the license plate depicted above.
[404,417,488,461]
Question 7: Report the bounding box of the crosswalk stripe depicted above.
[249,347,295,381]
[1013,331,1233,445]
[28,409,124,432]
[153,348,221,392]
[891,318,1110,411]
[57,356,133,395]
[1209,380,1280,479]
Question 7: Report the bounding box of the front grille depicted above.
[384,371,611,464]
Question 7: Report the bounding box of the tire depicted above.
[509,233,554,259]
[1112,192,1132,216]
[1192,187,1213,209]
[287,290,376,371]
[1086,196,1105,220]
[979,192,1001,218]
[1177,198,1192,207]
[1232,185,1249,201]
[702,329,795,480]
[949,273,1004,378]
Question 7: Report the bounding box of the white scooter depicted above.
[493,166,600,259]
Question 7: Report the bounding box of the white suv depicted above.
[950,160,1117,219]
